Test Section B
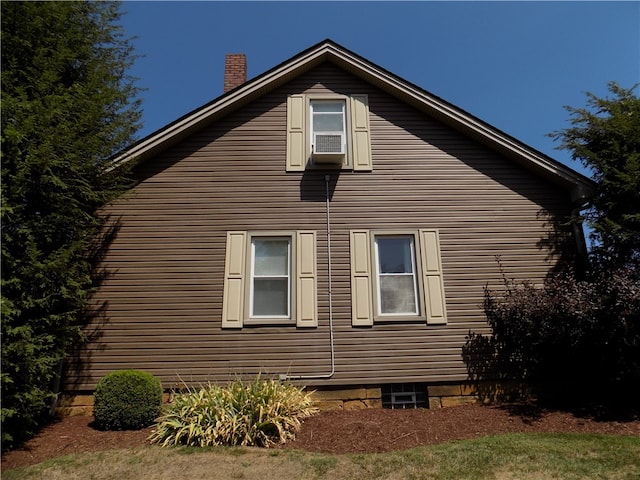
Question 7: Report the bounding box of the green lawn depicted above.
[4,433,639,480]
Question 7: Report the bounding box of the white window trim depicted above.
[307,94,351,168]
[245,232,296,326]
[310,99,347,156]
[249,236,292,320]
[371,231,425,321]
[373,235,420,317]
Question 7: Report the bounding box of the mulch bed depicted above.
[3,403,639,471]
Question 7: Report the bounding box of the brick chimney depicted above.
[223,53,247,93]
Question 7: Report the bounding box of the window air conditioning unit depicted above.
[312,133,345,164]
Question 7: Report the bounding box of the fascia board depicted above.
[108,46,332,170]
[324,46,594,197]
[110,39,593,202]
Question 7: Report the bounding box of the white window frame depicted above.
[350,229,447,326]
[310,99,347,155]
[373,234,421,318]
[307,95,352,169]
[246,234,293,324]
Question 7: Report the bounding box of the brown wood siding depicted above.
[65,63,577,390]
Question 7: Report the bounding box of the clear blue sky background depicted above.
[120,1,639,177]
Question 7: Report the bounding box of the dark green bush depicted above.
[94,370,162,430]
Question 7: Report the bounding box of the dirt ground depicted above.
[3,403,639,471]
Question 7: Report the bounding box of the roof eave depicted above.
[109,45,335,170]
[110,39,594,202]
[321,44,594,199]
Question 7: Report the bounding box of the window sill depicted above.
[243,318,296,327]
[373,315,427,325]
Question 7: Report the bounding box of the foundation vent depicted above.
[382,383,427,409]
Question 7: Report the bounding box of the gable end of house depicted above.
[109,39,593,201]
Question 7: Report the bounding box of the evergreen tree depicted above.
[1,1,141,450]
[551,82,640,269]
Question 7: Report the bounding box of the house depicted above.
[61,40,592,412]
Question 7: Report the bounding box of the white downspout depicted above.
[282,174,336,381]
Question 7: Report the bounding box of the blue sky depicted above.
[120,1,639,177]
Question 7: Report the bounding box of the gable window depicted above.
[311,100,346,159]
[250,237,291,318]
[286,94,372,172]
[350,229,447,326]
[222,231,317,328]
[374,236,419,316]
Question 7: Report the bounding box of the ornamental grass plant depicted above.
[148,376,317,448]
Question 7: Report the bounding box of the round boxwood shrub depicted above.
[94,370,162,430]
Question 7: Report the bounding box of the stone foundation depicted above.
[55,387,386,416]
[308,386,383,410]
[427,383,479,408]
[55,393,172,417]
[308,383,484,410]
[55,394,94,416]
[55,381,521,416]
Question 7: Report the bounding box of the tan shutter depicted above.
[222,231,247,328]
[418,229,447,325]
[350,95,372,172]
[350,230,373,326]
[296,231,317,327]
[286,94,306,172]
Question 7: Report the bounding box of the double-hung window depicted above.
[350,229,447,326]
[374,236,419,316]
[310,100,346,157]
[222,231,317,328]
[286,94,372,171]
[250,237,291,318]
